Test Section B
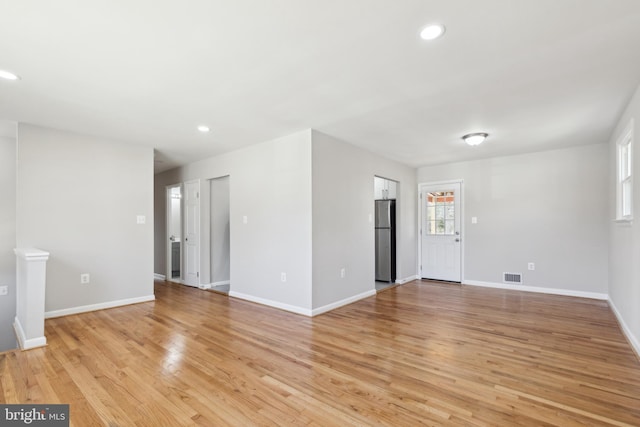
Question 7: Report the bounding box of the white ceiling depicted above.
[1,1,639,173]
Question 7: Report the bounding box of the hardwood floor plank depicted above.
[1,280,639,426]
[495,384,637,427]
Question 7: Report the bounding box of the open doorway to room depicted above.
[374,176,399,292]
[166,184,182,282]
[209,176,230,294]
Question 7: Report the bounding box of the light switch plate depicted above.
[137,215,146,224]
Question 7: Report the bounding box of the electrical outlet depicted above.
[0,285,8,296]
[340,268,346,278]
[528,263,535,271]
[80,273,90,284]
[280,272,286,282]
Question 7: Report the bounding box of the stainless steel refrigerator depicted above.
[375,199,396,282]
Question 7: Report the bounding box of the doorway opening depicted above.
[419,181,462,283]
[166,184,182,282]
[209,176,230,294]
[374,176,399,292]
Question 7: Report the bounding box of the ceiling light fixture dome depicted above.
[0,69,20,80]
[462,132,488,146]
[197,125,210,133]
[420,24,446,40]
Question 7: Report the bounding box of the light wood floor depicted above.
[1,280,639,426]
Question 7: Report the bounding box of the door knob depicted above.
[169,235,175,241]
[455,238,460,242]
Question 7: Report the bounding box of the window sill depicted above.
[614,218,633,226]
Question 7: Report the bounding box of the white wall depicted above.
[155,130,313,312]
[0,135,17,351]
[417,144,609,297]
[608,84,640,354]
[311,131,417,310]
[154,129,416,315]
[16,124,154,315]
[210,176,230,284]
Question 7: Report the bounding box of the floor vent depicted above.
[503,272,522,284]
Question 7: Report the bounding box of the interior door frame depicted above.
[165,183,183,283]
[417,179,464,282]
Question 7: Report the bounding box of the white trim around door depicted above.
[418,180,464,282]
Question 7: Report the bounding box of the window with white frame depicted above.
[617,119,634,221]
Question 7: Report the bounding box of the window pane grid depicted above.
[426,191,455,235]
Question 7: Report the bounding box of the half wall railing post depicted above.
[13,248,50,350]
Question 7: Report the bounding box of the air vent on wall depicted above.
[503,272,522,284]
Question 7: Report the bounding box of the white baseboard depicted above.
[154,273,166,281]
[229,291,311,316]
[13,317,47,350]
[463,280,608,300]
[229,289,378,317]
[396,275,418,285]
[212,280,230,287]
[200,280,230,290]
[608,298,640,359]
[311,289,377,316]
[45,295,156,319]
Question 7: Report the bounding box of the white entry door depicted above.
[420,182,462,282]
[183,180,200,287]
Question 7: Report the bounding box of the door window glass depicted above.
[426,191,455,235]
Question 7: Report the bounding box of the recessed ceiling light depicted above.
[462,132,489,146]
[197,125,210,133]
[420,24,446,41]
[0,69,20,81]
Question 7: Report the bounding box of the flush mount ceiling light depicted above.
[420,24,446,41]
[0,69,20,80]
[197,125,210,133]
[462,132,489,146]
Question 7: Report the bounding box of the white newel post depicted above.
[13,248,50,350]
